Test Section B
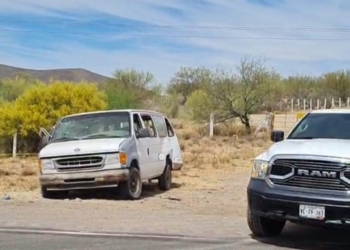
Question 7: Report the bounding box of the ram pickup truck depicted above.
[247,109,350,237]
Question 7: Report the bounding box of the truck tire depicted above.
[247,207,286,237]
[119,167,142,200]
[158,161,172,191]
[41,186,68,199]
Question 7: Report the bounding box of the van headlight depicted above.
[105,154,120,165]
[39,159,54,170]
[251,160,269,179]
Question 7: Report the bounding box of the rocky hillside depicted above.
[0,64,110,83]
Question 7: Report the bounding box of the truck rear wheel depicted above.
[247,207,286,237]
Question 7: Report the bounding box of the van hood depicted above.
[258,139,350,161]
[39,138,126,158]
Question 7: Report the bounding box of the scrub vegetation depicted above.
[0,55,348,195]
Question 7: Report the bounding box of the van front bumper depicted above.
[40,169,129,191]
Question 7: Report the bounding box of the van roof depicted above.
[62,109,166,118]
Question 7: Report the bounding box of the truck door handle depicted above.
[147,148,149,155]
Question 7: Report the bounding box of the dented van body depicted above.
[38,109,183,200]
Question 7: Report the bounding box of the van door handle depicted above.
[147,148,149,155]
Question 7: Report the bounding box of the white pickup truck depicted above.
[38,109,183,200]
[247,109,350,237]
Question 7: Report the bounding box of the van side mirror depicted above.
[270,130,284,142]
[137,128,150,138]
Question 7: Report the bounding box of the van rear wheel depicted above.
[158,161,172,191]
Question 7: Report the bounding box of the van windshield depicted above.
[51,112,131,142]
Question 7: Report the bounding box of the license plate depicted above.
[299,205,325,220]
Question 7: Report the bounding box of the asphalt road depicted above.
[2,225,350,250]
[0,230,239,250]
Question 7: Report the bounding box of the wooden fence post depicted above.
[12,132,17,158]
[209,113,214,138]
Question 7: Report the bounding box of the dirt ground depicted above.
[0,121,272,239]
[2,122,350,249]
[0,168,253,239]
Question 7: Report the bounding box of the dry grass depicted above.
[0,120,272,196]
[0,157,39,194]
[171,120,272,189]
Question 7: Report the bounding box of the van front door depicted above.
[133,113,153,179]
[140,114,162,178]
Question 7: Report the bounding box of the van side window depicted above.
[133,114,142,133]
[141,115,157,137]
[152,115,167,138]
[165,118,174,137]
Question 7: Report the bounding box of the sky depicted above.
[1,0,350,84]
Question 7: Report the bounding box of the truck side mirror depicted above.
[270,130,284,142]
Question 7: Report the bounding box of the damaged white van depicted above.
[38,109,183,200]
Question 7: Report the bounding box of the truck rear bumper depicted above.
[40,169,129,191]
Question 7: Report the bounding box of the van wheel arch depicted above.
[130,159,139,170]
[166,155,172,170]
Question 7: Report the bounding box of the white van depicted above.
[38,109,183,200]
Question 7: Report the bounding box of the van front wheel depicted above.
[41,186,68,199]
[119,167,142,200]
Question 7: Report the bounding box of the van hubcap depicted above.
[130,174,139,194]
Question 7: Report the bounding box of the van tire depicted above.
[119,167,142,200]
[41,186,68,199]
[158,161,172,191]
